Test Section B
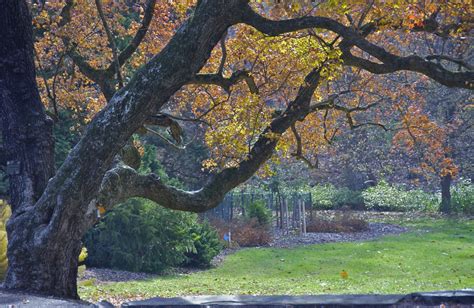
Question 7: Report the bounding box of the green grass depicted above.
[79,219,474,302]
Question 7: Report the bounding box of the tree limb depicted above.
[97,65,325,212]
[189,70,258,94]
[425,55,474,71]
[290,123,318,169]
[105,0,157,76]
[218,29,228,75]
[95,0,124,88]
[57,0,157,100]
[240,5,474,89]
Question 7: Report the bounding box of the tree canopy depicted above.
[0,0,472,299]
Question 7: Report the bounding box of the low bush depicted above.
[310,185,364,210]
[362,181,439,212]
[310,184,338,209]
[452,179,474,215]
[182,221,223,268]
[210,217,272,247]
[0,200,10,280]
[331,188,365,210]
[306,211,369,233]
[84,198,222,273]
[246,200,272,226]
[232,218,272,246]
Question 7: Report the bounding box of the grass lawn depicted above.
[79,218,474,303]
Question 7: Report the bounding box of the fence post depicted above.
[302,198,307,235]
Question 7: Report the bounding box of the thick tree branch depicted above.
[241,5,474,89]
[30,0,247,237]
[98,65,324,212]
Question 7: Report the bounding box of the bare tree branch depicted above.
[56,0,157,100]
[425,55,474,71]
[106,0,157,75]
[290,123,318,169]
[218,30,228,75]
[95,0,124,87]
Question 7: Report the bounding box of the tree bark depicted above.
[440,173,452,214]
[0,0,55,213]
[1,0,247,299]
[0,0,82,298]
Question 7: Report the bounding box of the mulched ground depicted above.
[80,267,158,284]
[270,222,408,248]
[80,213,410,284]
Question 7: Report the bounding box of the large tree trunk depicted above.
[0,0,245,299]
[439,173,452,214]
[0,0,55,213]
[0,0,84,298]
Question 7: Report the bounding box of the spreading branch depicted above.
[56,0,157,100]
[218,30,228,75]
[98,65,325,212]
[240,5,474,89]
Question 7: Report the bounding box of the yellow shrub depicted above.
[0,200,11,280]
[0,201,87,280]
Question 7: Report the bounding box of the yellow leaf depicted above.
[340,270,349,279]
[97,206,106,215]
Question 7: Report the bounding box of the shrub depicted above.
[452,179,474,215]
[182,221,223,268]
[246,200,272,226]
[84,198,222,273]
[310,185,364,210]
[232,218,272,246]
[0,200,10,280]
[362,181,439,212]
[210,217,272,247]
[306,211,368,233]
[310,184,338,209]
[331,188,364,210]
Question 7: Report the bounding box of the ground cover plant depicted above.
[79,218,474,305]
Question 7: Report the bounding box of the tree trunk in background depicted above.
[439,174,452,214]
[0,0,81,299]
